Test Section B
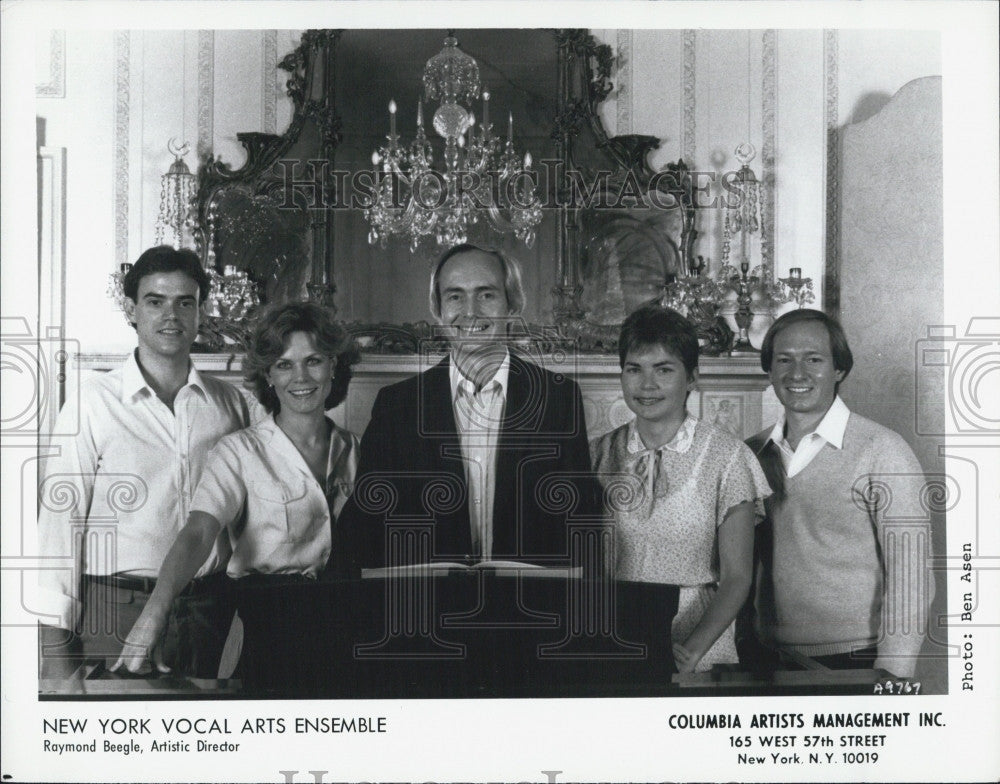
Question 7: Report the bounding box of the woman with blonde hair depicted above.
[115,302,360,675]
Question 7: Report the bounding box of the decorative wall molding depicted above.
[198,31,215,159]
[38,147,68,429]
[701,392,752,440]
[113,32,130,271]
[36,29,66,98]
[761,30,776,274]
[824,29,840,314]
[262,30,278,135]
[615,29,633,135]
[682,29,696,164]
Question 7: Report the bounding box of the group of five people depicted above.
[37,242,932,683]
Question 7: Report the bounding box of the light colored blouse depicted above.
[590,416,771,586]
[591,415,772,669]
[192,415,359,579]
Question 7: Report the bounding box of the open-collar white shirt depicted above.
[765,395,851,478]
[36,350,248,630]
[449,351,510,560]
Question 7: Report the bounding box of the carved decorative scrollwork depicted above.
[553,97,590,141]
[553,41,698,349]
[554,28,615,107]
[195,29,701,356]
[279,47,307,108]
[601,135,660,183]
[280,29,342,112]
[304,103,343,151]
[197,30,345,299]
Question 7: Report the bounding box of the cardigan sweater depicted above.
[747,412,932,675]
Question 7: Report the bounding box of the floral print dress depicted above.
[591,415,772,670]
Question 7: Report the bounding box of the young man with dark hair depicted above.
[746,309,933,678]
[37,246,248,679]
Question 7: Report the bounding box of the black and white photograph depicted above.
[2,1,998,781]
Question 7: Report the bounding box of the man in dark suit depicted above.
[334,244,600,573]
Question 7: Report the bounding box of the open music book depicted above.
[361,561,583,579]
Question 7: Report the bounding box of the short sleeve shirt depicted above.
[591,417,772,586]
[192,415,359,578]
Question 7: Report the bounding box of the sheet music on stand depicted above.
[361,560,583,579]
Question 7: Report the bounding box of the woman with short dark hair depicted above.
[114,302,360,675]
[592,305,772,673]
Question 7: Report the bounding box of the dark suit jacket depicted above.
[332,353,601,574]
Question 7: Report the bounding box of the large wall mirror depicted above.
[196,29,696,352]
[333,29,559,329]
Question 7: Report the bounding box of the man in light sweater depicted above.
[746,309,933,678]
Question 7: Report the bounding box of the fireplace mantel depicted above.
[76,352,779,441]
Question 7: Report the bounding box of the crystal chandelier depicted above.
[154,139,198,249]
[365,34,543,251]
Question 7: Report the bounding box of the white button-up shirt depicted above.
[191,415,360,578]
[766,395,851,477]
[449,353,509,560]
[36,351,249,630]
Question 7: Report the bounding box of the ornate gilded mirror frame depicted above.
[196,30,342,312]
[551,31,698,351]
[194,29,697,354]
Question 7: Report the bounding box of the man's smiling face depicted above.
[125,271,201,360]
[769,319,845,420]
[435,249,511,348]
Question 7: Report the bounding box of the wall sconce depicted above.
[718,142,765,353]
[779,267,816,308]
[154,138,198,249]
